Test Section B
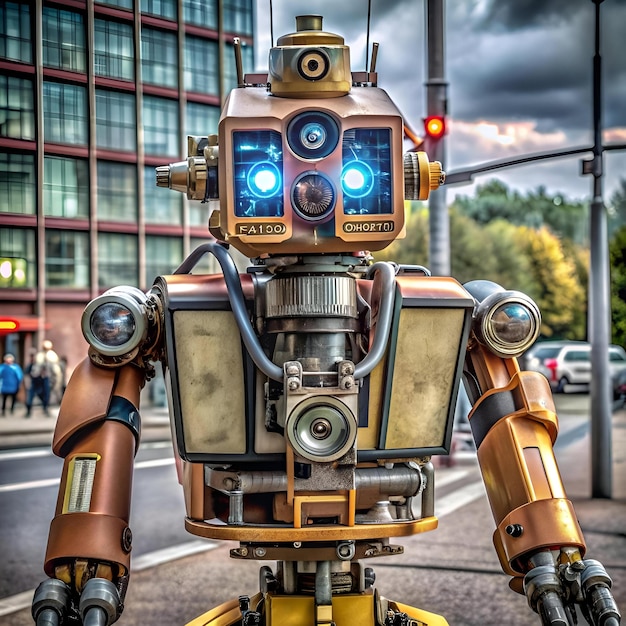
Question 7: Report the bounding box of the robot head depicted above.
[157,16,443,258]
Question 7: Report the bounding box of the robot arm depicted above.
[463,281,620,625]
[32,287,161,626]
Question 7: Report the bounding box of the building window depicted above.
[45,229,89,288]
[144,166,182,224]
[42,7,86,73]
[98,232,138,287]
[146,235,182,283]
[143,95,179,157]
[0,152,35,215]
[44,156,89,219]
[96,0,133,10]
[224,40,253,93]
[0,227,36,288]
[94,19,134,81]
[141,27,177,88]
[182,0,217,29]
[0,2,32,63]
[0,75,34,140]
[95,89,136,151]
[223,0,252,35]
[184,36,218,95]
[140,0,176,20]
[97,161,137,222]
[43,81,88,145]
[185,101,220,138]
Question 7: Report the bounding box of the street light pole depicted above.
[426,0,449,275]
[586,0,613,498]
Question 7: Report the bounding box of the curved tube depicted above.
[354,262,396,379]
[174,243,284,381]
[175,247,396,382]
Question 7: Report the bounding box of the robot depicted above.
[32,15,620,626]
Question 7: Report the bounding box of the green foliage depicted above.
[452,179,588,245]
[376,180,592,340]
[514,226,586,339]
[610,225,626,347]
[608,179,626,238]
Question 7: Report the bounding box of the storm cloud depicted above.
[254,0,626,200]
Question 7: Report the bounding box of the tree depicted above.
[452,179,588,245]
[515,226,586,339]
[610,225,626,347]
[608,178,626,238]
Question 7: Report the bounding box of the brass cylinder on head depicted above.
[268,15,352,98]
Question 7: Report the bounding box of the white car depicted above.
[540,343,626,398]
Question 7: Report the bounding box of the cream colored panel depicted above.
[173,311,246,454]
[384,308,464,450]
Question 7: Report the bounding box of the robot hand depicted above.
[32,571,123,626]
[524,552,621,626]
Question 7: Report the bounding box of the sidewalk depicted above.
[0,403,172,449]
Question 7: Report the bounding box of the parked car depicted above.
[521,340,586,373]
[525,341,626,399]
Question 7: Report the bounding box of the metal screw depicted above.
[505,523,524,537]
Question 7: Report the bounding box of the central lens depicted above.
[311,417,332,439]
[301,123,326,150]
[287,112,339,160]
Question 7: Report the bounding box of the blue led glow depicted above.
[246,161,282,198]
[341,160,374,199]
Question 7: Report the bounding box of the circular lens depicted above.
[287,112,339,160]
[301,123,327,150]
[90,303,136,348]
[488,302,534,344]
[474,291,541,358]
[247,161,281,198]
[289,403,355,461]
[341,160,375,198]
[297,50,330,81]
[292,172,335,220]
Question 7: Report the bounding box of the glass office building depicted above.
[0,0,254,372]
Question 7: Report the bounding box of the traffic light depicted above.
[424,115,446,141]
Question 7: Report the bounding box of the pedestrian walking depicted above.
[0,353,24,416]
[25,340,61,417]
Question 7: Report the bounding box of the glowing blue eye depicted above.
[247,161,282,198]
[341,160,374,198]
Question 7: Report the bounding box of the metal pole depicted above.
[426,0,449,275]
[588,0,612,498]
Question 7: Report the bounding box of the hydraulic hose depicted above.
[353,261,396,379]
[175,246,397,382]
[174,243,283,381]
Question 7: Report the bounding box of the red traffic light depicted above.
[424,116,446,139]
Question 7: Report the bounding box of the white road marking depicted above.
[0,541,219,617]
[0,463,481,617]
[435,480,487,518]
[0,448,52,461]
[0,457,175,493]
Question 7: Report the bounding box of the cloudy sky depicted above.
[253,0,626,205]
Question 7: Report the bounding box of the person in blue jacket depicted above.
[0,353,24,416]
